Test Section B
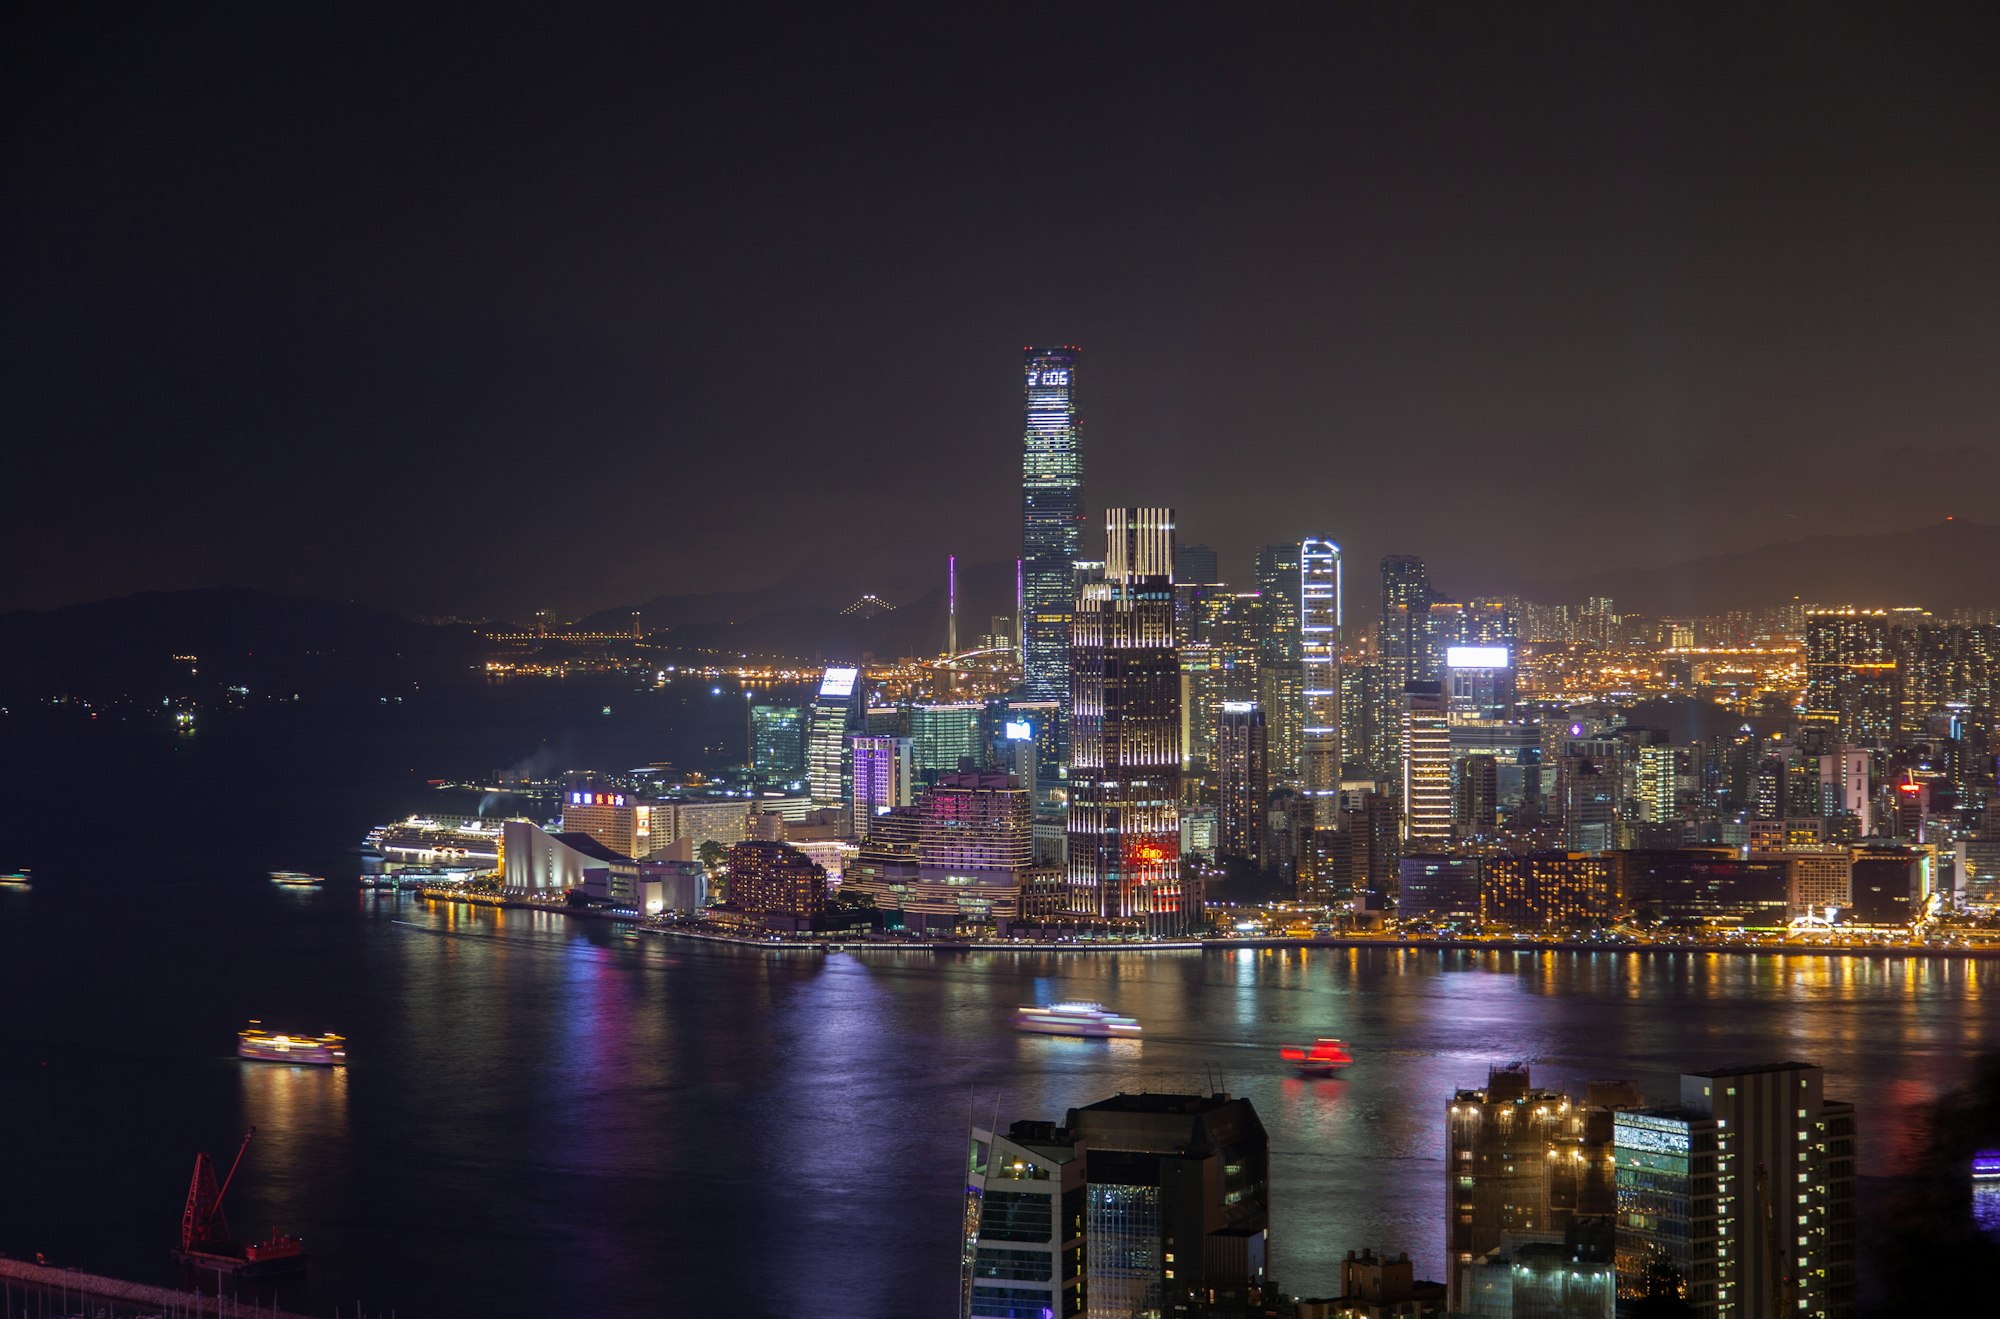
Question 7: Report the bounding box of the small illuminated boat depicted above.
[269,871,324,887]
[1279,1038,1352,1075]
[0,868,29,886]
[238,1022,346,1066]
[1011,1002,1141,1038]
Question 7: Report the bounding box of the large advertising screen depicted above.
[819,666,859,698]
[1445,645,1510,669]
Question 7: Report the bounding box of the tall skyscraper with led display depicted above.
[807,666,865,811]
[1301,539,1342,801]
[1068,508,1190,935]
[1021,345,1084,762]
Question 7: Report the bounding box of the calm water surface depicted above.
[0,877,1989,1317]
[1,680,1990,1315]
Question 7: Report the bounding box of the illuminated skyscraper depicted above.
[806,666,864,811]
[1804,610,1899,745]
[1381,554,1433,688]
[1256,543,1306,784]
[1021,345,1084,760]
[1401,681,1451,842]
[850,734,913,820]
[1301,539,1342,800]
[750,704,806,783]
[1068,508,1190,934]
[1216,702,1268,864]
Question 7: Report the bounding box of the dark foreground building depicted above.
[961,1092,1272,1319]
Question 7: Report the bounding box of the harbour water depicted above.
[0,677,1990,1315]
[0,874,1989,1317]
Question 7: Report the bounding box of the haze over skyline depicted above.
[8,4,1997,619]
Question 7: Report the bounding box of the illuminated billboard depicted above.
[1445,645,1510,669]
[818,666,859,698]
[1004,720,1034,741]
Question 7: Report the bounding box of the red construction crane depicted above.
[180,1127,256,1254]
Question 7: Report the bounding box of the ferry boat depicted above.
[268,871,324,888]
[1011,1002,1142,1039]
[238,1023,347,1066]
[1279,1038,1352,1076]
[0,868,29,886]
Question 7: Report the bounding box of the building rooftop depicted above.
[548,831,635,865]
[1685,1060,1819,1079]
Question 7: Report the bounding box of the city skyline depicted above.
[8,6,2000,618]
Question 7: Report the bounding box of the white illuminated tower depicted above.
[1301,539,1342,801]
[1021,346,1083,761]
[1067,508,1189,935]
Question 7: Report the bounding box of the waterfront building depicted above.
[1804,610,1898,745]
[807,665,865,810]
[1022,345,1085,764]
[843,772,1057,933]
[1784,849,1852,916]
[1616,849,1790,927]
[1401,682,1451,843]
[725,839,827,918]
[850,734,914,820]
[750,703,807,783]
[1068,508,1192,935]
[1302,539,1343,804]
[1446,1066,1631,1310]
[1216,702,1268,864]
[559,784,648,859]
[1613,1062,1856,1319]
[1847,844,1928,925]
[655,797,754,856]
[500,820,639,899]
[1397,855,1481,923]
[1958,835,2000,912]
[1480,853,1615,929]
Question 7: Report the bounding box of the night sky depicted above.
[7,4,1997,620]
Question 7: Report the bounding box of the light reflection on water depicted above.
[0,884,1988,1319]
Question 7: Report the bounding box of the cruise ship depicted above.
[1011,1002,1142,1039]
[268,871,324,887]
[238,1023,347,1066]
[365,814,507,867]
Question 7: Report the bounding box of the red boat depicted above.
[1280,1038,1352,1075]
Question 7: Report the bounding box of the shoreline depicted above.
[411,891,2000,960]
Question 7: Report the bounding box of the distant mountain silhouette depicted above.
[0,586,479,700]
[1472,520,2000,615]
[586,560,1019,661]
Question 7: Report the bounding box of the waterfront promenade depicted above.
[412,890,2000,958]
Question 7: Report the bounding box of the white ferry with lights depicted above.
[238,1022,347,1066]
[1011,1002,1142,1039]
[268,870,324,888]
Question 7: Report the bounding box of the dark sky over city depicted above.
[7,4,1997,620]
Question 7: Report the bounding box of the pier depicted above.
[0,1257,315,1318]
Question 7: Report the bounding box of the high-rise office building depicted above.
[1022,346,1084,762]
[806,666,865,811]
[1174,542,1219,587]
[750,703,807,783]
[1216,702,1268,864]
[850,734,913,820]
[1401,681,1451,842]
[1614,1062,1856,1319]
[1068,508,1191,935]
[910,702,985,778]
[961,1092,1272,1319]
[1254,543,1304,665]
[1804,610,1898,745]
[1301,539,1343,802]
[1381,555,1433,689]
